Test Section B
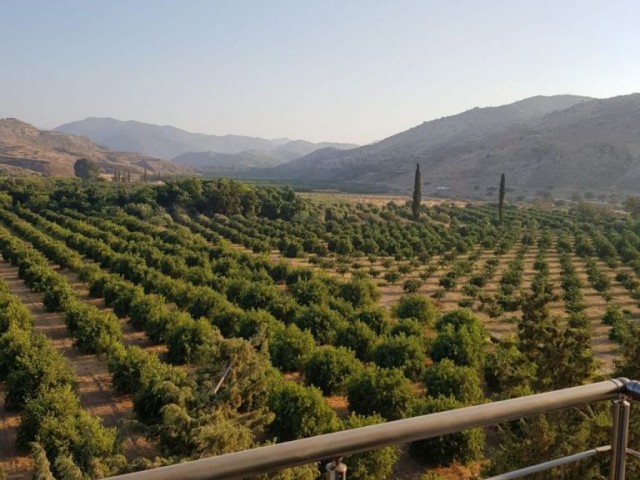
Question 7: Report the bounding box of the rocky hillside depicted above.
[0,118,190,177]
[269,95,608,194]
[266,93,640,197]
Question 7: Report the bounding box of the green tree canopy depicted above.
[73,158,101,181]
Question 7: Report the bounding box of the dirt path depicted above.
[570,256,618,373]
[59,268,167,357]
[0,260,157,469]
[0,383,30,479]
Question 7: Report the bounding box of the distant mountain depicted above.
[262,94,640,196]
[173,139,358,172]
[0,118,189,177]
[55,118,291,159]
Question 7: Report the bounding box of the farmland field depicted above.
[0,178,639,479]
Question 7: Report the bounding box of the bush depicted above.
[128,292,168,330]
[304,347,361,395]
[339,278,380,308]
[336,321,378,362]
[438,276,456,290]
[267,382,339,442]
[484,336,535,397]
[383,271,400,284]
[19,386,118,476]
[357,307,392,335]
[0,325,31,380]
[374,334,427,380]
[347,367,414,420]
[431,309,486,369]
[603,304,624,326]
[403,279,422,293]
[393,294,437,327]
[269,324,316,372]
[423,359,483,403]
[236,309,281,342]
[5,335,75,410]
[296,304,347,344]
[68,301,122,354]
[166,315,221,364]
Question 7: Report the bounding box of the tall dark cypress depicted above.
[412,163,421,220]
[498,173,506,223]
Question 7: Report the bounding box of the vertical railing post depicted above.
[610,397,630,480]
[325,457,347,480]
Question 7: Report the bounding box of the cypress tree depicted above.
[412,163,421,220]
[498,173,506,223]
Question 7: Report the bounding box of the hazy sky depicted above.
[2,1,639,144]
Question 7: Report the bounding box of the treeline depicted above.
[0,177,307,222]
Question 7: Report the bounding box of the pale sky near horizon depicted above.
[1,0,639,144]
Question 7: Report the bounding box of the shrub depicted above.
[389,318,425,338]
[19,386,118,476]
[339,278,380,308]
[166,315,221,364]
[431,309,486,369]
[347,367,414,420]
[269,324,316,372]
[296,304,347,344]
[304,347,361,395]
[5,335,75,410]
[374,334,427,380]
[357,307,392,335]
[393,294,437,327]
[424,359,483,403]
[267,382,339,442]
[335,321,378,361]
[403,279,422,293]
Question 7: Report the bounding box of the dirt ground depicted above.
[299,192,469,209]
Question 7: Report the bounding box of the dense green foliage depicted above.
[0,177,639,478]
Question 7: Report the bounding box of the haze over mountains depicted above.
[0,118,188,177]
[4,93,640,197]
[260,93,640,197]
[55,118,358,172]
[172,139,360,173]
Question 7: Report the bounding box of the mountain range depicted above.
[0,118,189,177]
[55,118,358,171]
[259,93,640,197]
[6,93,640,197]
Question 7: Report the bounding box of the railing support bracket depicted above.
[610,396,630,480]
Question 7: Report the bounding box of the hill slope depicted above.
[172,139,358,172]
[271,95,601,192]
[269,94,640,196]
[55,118,290,159]
[0,118,189,177]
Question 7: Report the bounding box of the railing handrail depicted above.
[107,378,638,480]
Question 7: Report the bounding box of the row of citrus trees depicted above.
[0,202,488,478]
[0,226,124,478]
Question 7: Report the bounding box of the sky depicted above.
[1,0,640,144]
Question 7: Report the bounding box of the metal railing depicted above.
[108,378,640,480]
